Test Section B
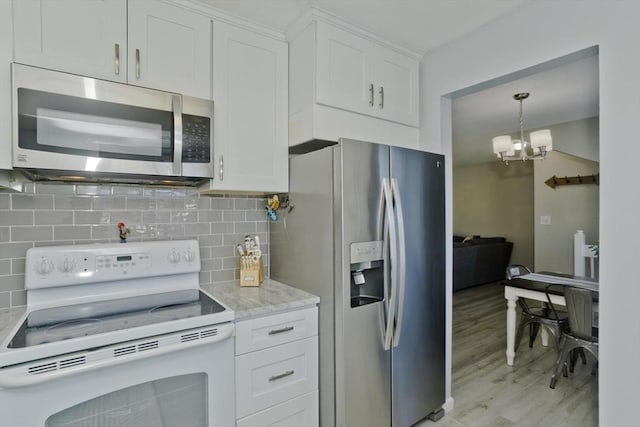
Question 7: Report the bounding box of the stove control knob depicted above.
[168,250,181,264]
[59,257,75,273]
[35,258,54,276]
[184,248,196,263]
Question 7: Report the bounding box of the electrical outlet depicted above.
[540,215,551,225]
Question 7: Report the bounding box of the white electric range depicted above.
[0,240,235,427]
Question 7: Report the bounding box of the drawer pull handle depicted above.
[269,370,295,382]
[268,326,294,335]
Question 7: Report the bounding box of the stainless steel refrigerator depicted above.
[270,138,445,427]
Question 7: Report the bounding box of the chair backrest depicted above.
[563,286,596,341]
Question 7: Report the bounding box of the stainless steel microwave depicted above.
[11,63,214,185]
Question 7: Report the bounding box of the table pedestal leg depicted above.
[506,297,516,366]
[540,327,550,347]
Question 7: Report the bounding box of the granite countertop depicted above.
[201,278,320,321]
[0,279,319,346]
[0,306,26,346]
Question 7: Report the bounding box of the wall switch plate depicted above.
[540,215,551,225]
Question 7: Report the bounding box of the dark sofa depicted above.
[453,236,513,291]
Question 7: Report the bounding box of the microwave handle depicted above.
[172,95,183,176]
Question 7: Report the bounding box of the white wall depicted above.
[420,2,639,423]
[534,151,599,275]
[453,161,533,266]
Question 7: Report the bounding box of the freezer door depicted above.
[336,139,392,427]
[390,147,445,426]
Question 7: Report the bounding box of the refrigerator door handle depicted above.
[381,178,397,351]
[391,178,407,348]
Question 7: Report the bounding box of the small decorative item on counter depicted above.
[117,222,130,243]
[238,234,264,287]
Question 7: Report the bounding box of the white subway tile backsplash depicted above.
[0,184,269,308]
[54,225,91,240]
[11,226,53,242]
[35,210,74,225]
[0,275,25,292]
[54,195,92,210]
[12,194,54,209]
[0,259,10,275]
[0,211,34,226]
[0,242,33,259]
[11,259,25,275]
[0,195,9,209]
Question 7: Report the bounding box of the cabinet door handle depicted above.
[135,48,141,79]
[369,83,374,107]
[268,326,294,335]
[269,370,295,382]
[379,86,384,109]
[114,43,120,75]
[219,155,224,181]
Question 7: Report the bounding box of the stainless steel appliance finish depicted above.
[270,138,445,427]
[11,63,214,185]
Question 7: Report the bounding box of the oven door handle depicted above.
[0,323,233,388]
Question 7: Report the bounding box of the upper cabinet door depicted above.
[375,47,419,127]
[210,21,288,193]
[128,1,211,98]
[315,21,376,117]
[13,0,127,83]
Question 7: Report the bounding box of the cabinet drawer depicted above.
[235,307,317,355]
[236,337,318,418]
[236,390,318,427]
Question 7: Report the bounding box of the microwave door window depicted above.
[17,88,173,162]
[36,108,164,158]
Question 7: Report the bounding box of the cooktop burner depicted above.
[8,291,226,349]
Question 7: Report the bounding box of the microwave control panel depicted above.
[182,114,211,163]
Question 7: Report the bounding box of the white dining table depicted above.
[504,272,598,366]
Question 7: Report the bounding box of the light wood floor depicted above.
[419,283,598,427]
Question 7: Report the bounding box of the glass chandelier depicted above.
[492,92,552,164]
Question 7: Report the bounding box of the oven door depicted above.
[0,323,234,427]
[12,63,183,177]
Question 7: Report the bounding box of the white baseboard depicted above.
[442,396,455,413]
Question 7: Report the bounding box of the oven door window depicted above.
[17,88,174,162]
[45,373,207,427]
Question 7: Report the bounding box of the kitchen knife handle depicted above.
[269,370,294,382]
[114,43,120,75]
[136,48,141,79]
[369,83,375,107]
[268,326,294,335]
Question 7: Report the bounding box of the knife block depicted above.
[240,255,264,287]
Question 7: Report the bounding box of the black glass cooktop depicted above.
[8,291,226,349]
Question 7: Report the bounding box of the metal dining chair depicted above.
[549,285,599,389]
[506,265,569,352]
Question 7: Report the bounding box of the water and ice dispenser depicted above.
[350,241,385,308]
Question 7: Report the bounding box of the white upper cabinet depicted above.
[315,23,375,117]
[1,0,13,170]
[13,0,211,97]
[128,1,211,98]
[314,21,419,127]
[13,0,127,83]
[289,17,421,148]
[204,20,288,193]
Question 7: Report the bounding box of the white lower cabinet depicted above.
[235,306,319,426]
[237,390,319,427]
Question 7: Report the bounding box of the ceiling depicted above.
[193,0,598,166]
[452,53,599,166]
